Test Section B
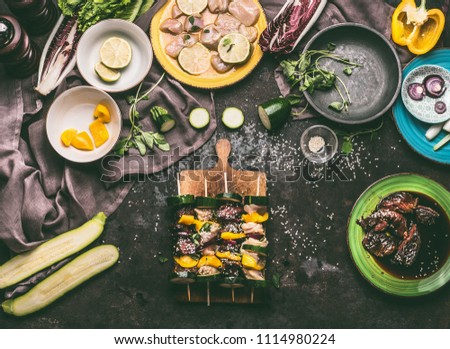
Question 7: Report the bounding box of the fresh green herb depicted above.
[280,47,362,113]
[158,257,168,264]
[204,29,210,34]
[327,42,336,51]
[226,44,235,53]
[272,272,281,289]
[222,38,231,46]
[191,232,201,246]
[191,25,200,32]
[188,16,195,24]
[184,34,191,41]
[335,119,384,155]
[113,74,171,156]
[200,222,211,233]
[343,67,353,76]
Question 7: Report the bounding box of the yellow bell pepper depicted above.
[221,232,246,240]
[178,215,195,226]
[60,128,78,147]
[197,255,222,269]
[71,131,94,151]
[241,254,265,271]
[216,251,242,261]
[89,120,109,148]
[174,255,198,269]
[391,0,445,55]
[242,212,269,223]
[93,103,111,123]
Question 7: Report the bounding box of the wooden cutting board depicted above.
[180,138,267,197]
[175,138,268,305]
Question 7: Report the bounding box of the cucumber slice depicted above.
[166,195,195,207]
[0,213,107,290]
[169,271,196,284]
[219,277,245,288]
[244,196,269,206]
[217,192,242,203]
[189,108,210,129]
[196,273,220,283]
[242,245,268,256]
[2,245,119,317]
[258,97,291,131]
[150,106,176,133]
[222,107,244,129]
[195,196,218,208]
[246,279,268,288]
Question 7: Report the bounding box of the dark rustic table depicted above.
[1,53,449,329]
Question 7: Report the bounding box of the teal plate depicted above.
[347,173,450,297]
[393,49,450,165]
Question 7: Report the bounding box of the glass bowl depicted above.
[300,125,338,164]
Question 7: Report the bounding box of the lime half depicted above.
[218,33,251,64]
[95,62,121,82]
[178,43,211,75]
[100,37,132,69]
[176,0,207,15]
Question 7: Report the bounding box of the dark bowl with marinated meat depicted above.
[303,23,402,125]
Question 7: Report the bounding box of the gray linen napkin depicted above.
[0,1,215,253]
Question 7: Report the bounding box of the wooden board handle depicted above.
[215,139,231,171]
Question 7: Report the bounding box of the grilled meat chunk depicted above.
[357,210,408,238]
[362,231,398,257]
[174,238,197,256]
[194,208,214,222]
[216,203,244,221]
[376,192,418,213]
[174,205,195,220]
[221,259,241,277]
[392,224,421,267]
[415,205,440,225]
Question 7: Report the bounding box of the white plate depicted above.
[46,86,122,163]
[77,19,153,93]
[401,64,450,124]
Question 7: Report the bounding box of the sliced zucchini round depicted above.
[242,244,268,256]
[244,196,269,206]
[195,196,218,208]
[258,97,291,131]
[246,279,268,288]
[219,276,245,288]
[217,192,242,203]
[169,271,196,284]
[222,107,244,129]
[189,108,210,129]
[166,195,195,207]
[196,273,220,283]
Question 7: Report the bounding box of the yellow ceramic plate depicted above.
[150,0,267,89]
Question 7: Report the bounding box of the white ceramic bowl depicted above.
[46,86,122,163]
[77,19,153,93]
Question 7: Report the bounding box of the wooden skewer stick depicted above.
[231,288,235,303]
[177,173,181,196]
[187,283,191,302]
[224,171,228,193]
[204,176,208,197]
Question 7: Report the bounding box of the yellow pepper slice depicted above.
[71,131,94,151]
[241,254,265,271]
[89,120,109,148]
[391,0,444,55]
[197,255,222,269]
[178,215,195,226]
[221,232,246,240]
[60,128,78,147]
[93,103,111,123]
[216,251,242,261]
[174,255,198,268]
[242,212,269,223]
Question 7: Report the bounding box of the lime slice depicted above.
[176,0,207,15]
[178,43,211,75]
[94,62,121,82]
[218,33,251,64]
[99,37,132,69]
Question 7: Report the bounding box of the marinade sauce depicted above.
[373,192,450,280]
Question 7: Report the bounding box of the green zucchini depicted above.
[189,108,210,129]
[150,106,176,133]
[169,271,196,284]
[195,196,218,208]
[2,245,119,317]
[219,276,245,288]
[222,107,244,129]
[244,196,269,206]
[246,279,268,288]
[0,212,107,290]
[242,244,268,256]
[217,192,242,203]
[166,195,195,207]
[258,97,291,131]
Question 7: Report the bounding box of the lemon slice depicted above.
[218,33,251,64]
[95,62,121,82]
[99,37,132,69]
[178,43,211,75]
[176,0,207,15]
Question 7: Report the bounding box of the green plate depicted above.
[347,173,450,297]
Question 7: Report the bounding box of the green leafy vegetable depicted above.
[343,67,353,76]
[272,272,281,289]
[158,256,168,264]
[113,74,171,156]
[335,119,384,155]
[280,46,362,114]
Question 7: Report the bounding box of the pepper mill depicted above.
[5,0,58,35]
[0,15,41,78]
